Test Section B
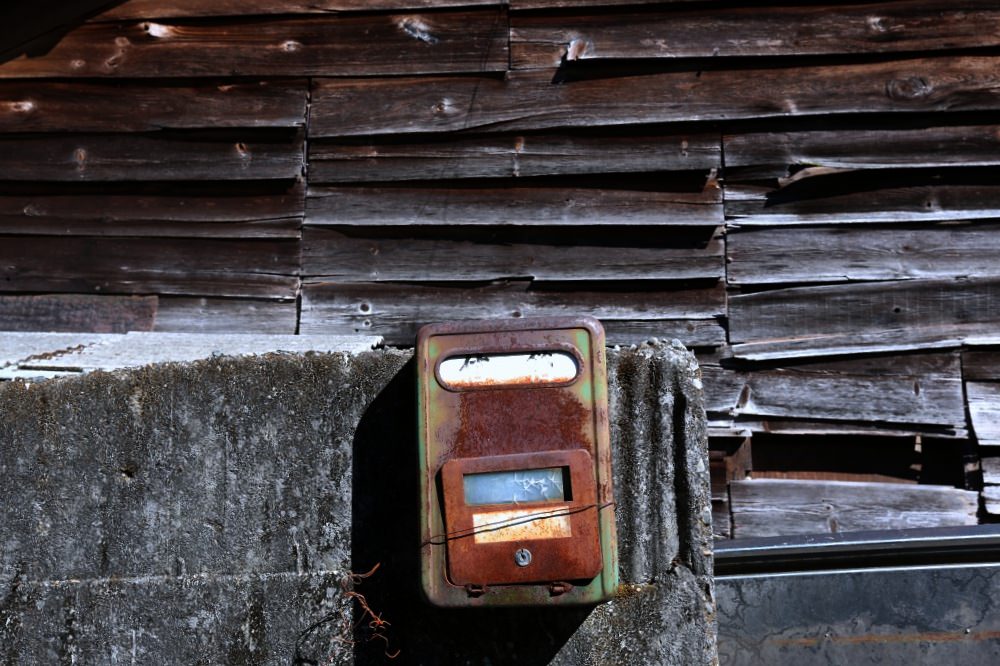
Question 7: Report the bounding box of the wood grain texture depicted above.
[0,134,303,181]
[701,353,966,431]
[963,351,1000,382]
[728,223,1000,285]
[730,479,978,538]
[512,1,1000,68]
[309,133,720,183]
[0,237,300,298]
[311,56,1000,137]
[96,0,501,20]
[724,125,1000,175]
[513,0,712,8]
[301,228,723,282]
[0,188,303,238]
[711,417,964,439]
[0,10,508,78]
[305,186,721,226]
[982,457,1000,485]
[0,80,307,133]
[729,278,1000,360]
[299,280,725,345]
[0,294,156,333]
[154,297,297,334]
[967,382,1000,447]
[724,180,1000,225]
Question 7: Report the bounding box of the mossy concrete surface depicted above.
[0,343,715,665]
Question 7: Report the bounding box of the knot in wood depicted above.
[886,76,932,102]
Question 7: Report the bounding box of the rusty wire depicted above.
[422,500,615,546]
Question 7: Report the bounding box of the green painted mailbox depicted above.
[416,316,618,607]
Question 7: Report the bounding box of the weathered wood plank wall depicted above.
[2,0,999,535]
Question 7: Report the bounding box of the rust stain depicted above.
[455,388,589,458]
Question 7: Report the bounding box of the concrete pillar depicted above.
[0,341,715,664]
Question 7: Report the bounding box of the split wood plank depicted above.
[154,298,297,334]
[0,80,307,133]
[728,223,1000,286]
[730,479,978,538]
[983,486,1000,514]
[512,1,1000,69]
[299,281,725,345]
[310,56,1000,137]
[982,457,1000,485]
[724,126,1000,177]
[967,382,1000,447]
[0,237,300,299]
[0,10,508,78]
[0,134,303,181]
[709,417,964,439]
[700,353,966,431]
[751,472,917,485]
[729,278,1000,361]
[96,0,501,20]
[963,351,1000,382]
[0,189,303,238]
[309,133,720,183]
[301,228,723,282]
[513,0,711,8]
[305,186,721,226]
[725,169,1000,226]
[0,295,156,333]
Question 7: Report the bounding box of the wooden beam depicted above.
[513,0,716,8]
[963,351,1000,382]
[309,133,720,183]
[0,237,300,299]
[0,133,303,181]
[728,223,1000,285]
[0,188,303,239]
[724,180,1000,226]
[701,353,966,431]
[724,125,1000,177]
[730,479,978,538]
[0,10,508,78]
[299,280,725,346]
[0,80,307,133]
[729,278,1000,360]
[310,56,1000,137]
[512,1,1000,68]
[710,417,966,439]
[96,0,501,20]
[0,294,156,333]
[305,186,721,226]
[301,228,723,282]
[154,297,297,334]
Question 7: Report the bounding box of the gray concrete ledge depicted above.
[0,342,715,665]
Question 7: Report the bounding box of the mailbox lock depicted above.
[514,548,533,567]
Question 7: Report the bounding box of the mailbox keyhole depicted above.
[514,548,533,567]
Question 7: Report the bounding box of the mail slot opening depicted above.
[437,351,579,390]
[463,466,573,506]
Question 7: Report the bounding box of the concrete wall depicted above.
[0,342,715,665]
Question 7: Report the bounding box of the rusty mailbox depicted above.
[416,316,618,607]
